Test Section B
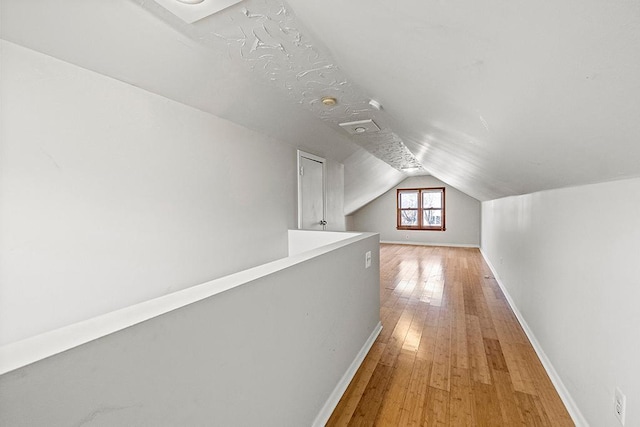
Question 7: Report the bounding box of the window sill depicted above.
[397,227,446,232]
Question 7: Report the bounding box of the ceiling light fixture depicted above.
[321,96,337,106]
[354,127,367,133]
[401,166,422,172]
[154,0,241,23]
[368,99,382,110]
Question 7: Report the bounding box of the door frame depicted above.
[297,150,326,230]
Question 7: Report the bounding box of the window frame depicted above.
[396,187,446,231]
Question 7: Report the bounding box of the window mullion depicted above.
[418,190,423,229]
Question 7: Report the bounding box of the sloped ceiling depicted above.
[2,0,640,212]
[288,0,640,200]
[0,0,361,164]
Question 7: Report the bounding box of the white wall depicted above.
[349,175,481,247]
[481,177,640,427]
[288,230,360,256]
[0,233,381,427]
[0,40,345,345]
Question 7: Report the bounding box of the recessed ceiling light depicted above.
[354,127,367,133]
[321,97,337,106]
[175,0,205,4]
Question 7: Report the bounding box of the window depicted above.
[397,187,445,231]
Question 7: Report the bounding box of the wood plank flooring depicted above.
[327,244,573,426]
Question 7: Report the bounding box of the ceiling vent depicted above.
[339,119,381,135]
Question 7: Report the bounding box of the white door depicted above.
[298,151,326,230]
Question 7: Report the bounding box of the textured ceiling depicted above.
[0,0,417,212]
[0,0,358,164]
[145,0,424,172]
[3,0,640,210]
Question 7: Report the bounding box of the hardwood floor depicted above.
[327,244,573,426]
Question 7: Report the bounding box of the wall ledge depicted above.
[0,231,376,376]
[479,249,589,427]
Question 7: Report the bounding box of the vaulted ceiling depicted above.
[2,0,640,213]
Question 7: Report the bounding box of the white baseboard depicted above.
[312,321,383,427]
[479,249,589,427]
[381,240,479,248]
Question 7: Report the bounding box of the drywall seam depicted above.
[380,240,479,248]
[479,249,589,427]
[312,321,383,427]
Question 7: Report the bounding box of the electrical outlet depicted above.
[365,251,372,269]
[615,387,626,425]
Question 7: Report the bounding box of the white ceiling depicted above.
[2,0,640,211]
[288,0,640,200]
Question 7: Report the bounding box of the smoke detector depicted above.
[339,119,381,135]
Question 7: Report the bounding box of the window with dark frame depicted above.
[397,187,446,231]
